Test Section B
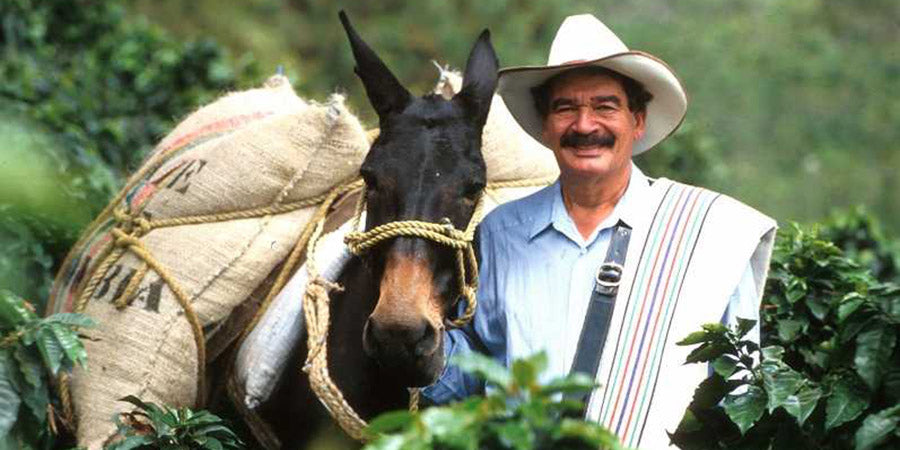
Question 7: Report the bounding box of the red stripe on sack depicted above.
[156,111,273,155]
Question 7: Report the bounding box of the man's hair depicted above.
[531,66,654,118]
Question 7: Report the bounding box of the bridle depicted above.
[343,183,485,328]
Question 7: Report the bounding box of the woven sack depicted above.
[46,75,369,449]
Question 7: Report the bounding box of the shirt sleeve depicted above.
[422,223,506,404]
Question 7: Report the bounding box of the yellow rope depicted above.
[302,214,370,440]
[115,262,149,311]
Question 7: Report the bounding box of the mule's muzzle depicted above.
[363,313,444,386]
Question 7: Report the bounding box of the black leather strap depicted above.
[566,221,632,415]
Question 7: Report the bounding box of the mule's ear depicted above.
[339,11,412,120]
[454,29,499,127]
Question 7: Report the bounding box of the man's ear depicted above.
[453,29,499,128]
[633,110,647,140]
[339,11,412,122]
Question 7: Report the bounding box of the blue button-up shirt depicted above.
[423,164,759,403]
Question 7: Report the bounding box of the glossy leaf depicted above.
[854,405,900,450]
[35,327,63,375]
[366,410,415,434]
[712,356,739,379]
[450,352,510,389]
[0,290,36,327]
[0,351,21,438]
[825,376,870,430]
[43,313,96,329]
[761,362,804,414]
[854,325,896,391]
[722,385,766,435]
[49,322,88,369]
[782,384,822,426]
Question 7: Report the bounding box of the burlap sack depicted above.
[46,75,369,449]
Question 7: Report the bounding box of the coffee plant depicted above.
[671,224,900,449]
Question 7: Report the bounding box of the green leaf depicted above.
[19,375,48,424]
[13,345,43,388]
[854,325,896,391]
[43,313,96,329]
[677,330,711,346]
[0,290,37,328]
[736,318,757,338]
[782,384,822,426]
[854,405,900,450]
[494,420,535,450]
[806,295,830,320]
[776,319,804,342]
[0,351,22,438]
[556,418,622,449]
[420,407,472,447]
[366,410,415,435]
[761,362,804,414]
[105,434,154,450]
[49,323,88,369]
[761,346,785,361]
[722,385,766,435]
[826,375,870,430]
[511,357,539,389]
[838,292,866,322]
[35,328,64,376]
[366,434,407,450]
[202,436,223,450]
[537,373,597,396]
[702,323,728,334]
[450,352,511,389]
[688,374,733,410]
[685,342,731,364]
[712,356,738,378]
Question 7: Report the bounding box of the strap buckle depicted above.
[595,262,624,296]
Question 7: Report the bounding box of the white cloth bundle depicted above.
[234,217,360,409]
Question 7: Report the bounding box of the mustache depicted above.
[560,131,616,148]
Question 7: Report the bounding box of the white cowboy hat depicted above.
[497,14,688,155]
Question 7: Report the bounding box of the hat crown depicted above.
[548,14,629,66]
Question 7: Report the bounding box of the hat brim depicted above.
[497,51,688,155]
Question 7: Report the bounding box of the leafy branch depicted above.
[105,396,244,450]
[671,223,900,450]
[0,289,95,448]
[364,352,625,450]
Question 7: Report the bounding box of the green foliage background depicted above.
[2,0,898,310]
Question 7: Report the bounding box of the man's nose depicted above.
[571,107,598,134]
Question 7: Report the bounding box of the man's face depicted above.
[541,71,646,181]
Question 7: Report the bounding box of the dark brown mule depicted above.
[255,11,498,448]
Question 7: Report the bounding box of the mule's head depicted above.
[339,12,497,387]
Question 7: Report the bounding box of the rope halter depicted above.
[343,185,485,328]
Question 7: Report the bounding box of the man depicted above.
[424,14,776,448]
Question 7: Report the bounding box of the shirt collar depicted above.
[527,162,652,243]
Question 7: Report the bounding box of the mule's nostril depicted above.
[414,322,439,357]
[365,314,439,359]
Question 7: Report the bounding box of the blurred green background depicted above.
[2,0,898,312]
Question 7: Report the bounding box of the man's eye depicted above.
[553,106,576,115]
